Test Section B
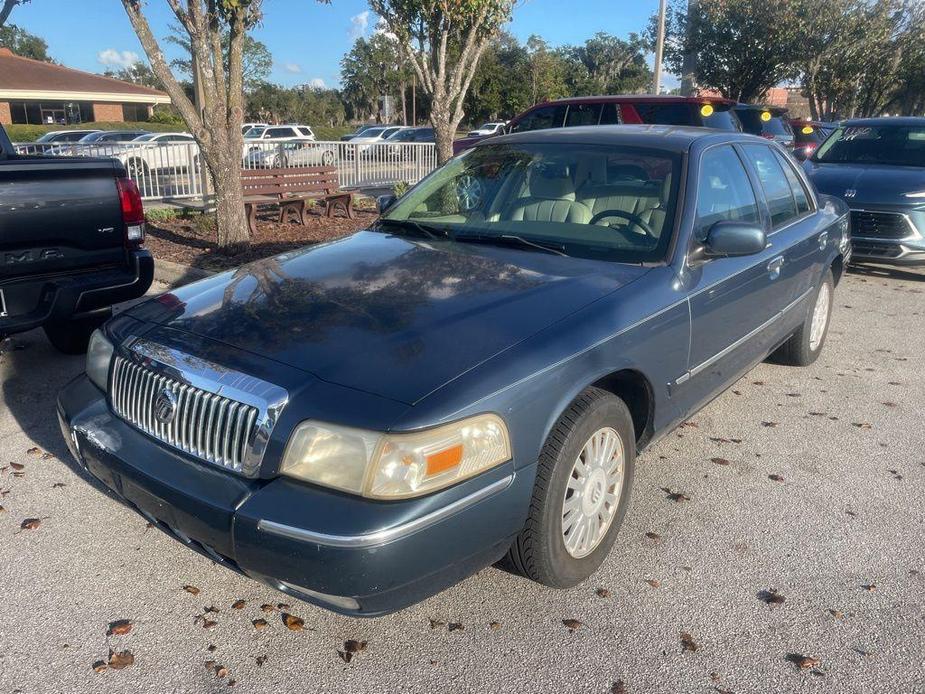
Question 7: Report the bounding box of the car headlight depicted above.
[280,414,511,499]
[86,329,114,392]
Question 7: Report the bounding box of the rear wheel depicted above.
[43,310,112,355]
[321,149,336,166]
[774,269,834,366]
[126,158,149,180]
[505,387,635,588]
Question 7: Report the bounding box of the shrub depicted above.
[192,212,217,238]
[144,207,181,223]
[393,180,411,198]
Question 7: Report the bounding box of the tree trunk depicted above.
[431,103,455,165]
[205,145,249,249]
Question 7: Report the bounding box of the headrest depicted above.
[575,158,608,186]
[528,163,576,200]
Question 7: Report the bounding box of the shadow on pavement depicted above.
[847,263,925,283]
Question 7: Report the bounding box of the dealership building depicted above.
[0,48,170,125]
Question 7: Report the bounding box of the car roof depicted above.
[540,93,737,107]
[841,116,925,127]
[481,124,761,153]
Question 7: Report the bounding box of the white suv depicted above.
[243,124,340,168]
[245,124,316,141]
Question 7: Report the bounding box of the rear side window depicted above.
[742,144,798,227]
[695,145,760,237]
[599,103,622,125]
[633,103,695,126]
[565,103,602,128]
[700,107,741,132]
[266,127,295,138]
[510,104,568,133]
[297,127,314,137]
[772,149,812,214]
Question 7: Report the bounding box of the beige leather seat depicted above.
[503,167,592,224]
[576,160,672,236]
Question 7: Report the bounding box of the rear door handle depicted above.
[767,256,785,279]
[818,231,829,250]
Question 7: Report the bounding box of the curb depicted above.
[153,259,214,288]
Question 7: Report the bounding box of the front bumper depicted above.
[57,374,531,616]
[850,238,925,266]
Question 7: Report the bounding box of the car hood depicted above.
[128,230,648,404]
[803,161,925,205]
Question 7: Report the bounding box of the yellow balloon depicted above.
[802,125,814,135]
[700,104,714,117]
[760,111,772,122]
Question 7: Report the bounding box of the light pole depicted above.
[680,0,699,95]
[653,0,667,94]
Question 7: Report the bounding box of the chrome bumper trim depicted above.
[257,474,514,549]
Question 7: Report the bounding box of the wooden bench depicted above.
[241,166,354,234]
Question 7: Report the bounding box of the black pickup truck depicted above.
[0,124,153,353]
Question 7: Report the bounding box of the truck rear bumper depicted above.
[0,250,153,336]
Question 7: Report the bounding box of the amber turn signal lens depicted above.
[426,445,464,477]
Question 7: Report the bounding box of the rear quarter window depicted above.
[633,103,696,126]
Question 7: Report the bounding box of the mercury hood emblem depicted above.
[154,388,178,425]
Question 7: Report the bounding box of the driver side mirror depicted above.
[702,221,767,258]
[377,194,397,214]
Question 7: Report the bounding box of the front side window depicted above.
[773,149,812,214]
[814,125,925,167]
[695,145,760,237]
[565,103,603,128]
[380,142,681,263]
[510,104,568,133]
[742,144,798,228]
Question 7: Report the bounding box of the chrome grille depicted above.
[850,210,915,239]
[110,356,259,475]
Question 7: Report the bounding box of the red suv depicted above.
[453,95,740,155]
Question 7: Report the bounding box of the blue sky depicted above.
[12,0,661,89]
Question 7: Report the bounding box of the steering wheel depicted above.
[589,209,655,237]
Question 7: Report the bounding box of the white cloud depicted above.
[348,11,369,39]
[308,77,326,89]
[373,17,396,40]
[283,62,302,74]
[97,49,140,69]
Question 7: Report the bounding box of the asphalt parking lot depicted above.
[1,265,923,694]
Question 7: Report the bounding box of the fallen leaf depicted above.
[107,620,133,636]
[828,609,844,619]
[108,650,135,670]
[252,619,268,631]
[610,681,627,694]
[231,600,246,609]
[52,482,66,488]
[282,613,304,632]
[260,603,276,613]
[277,603,290,610]
[661,487,690,502]
[26,447,42,456]
[255,655,267,667]
[92,660,108,673]
[861,584,876,592]
[768,474,785,482]
[215,665,228,678]
[338,639,367,664]
[645,579,661,588]
[644,531,661,543]
[785,653,820,670]
[202,619,217,630]
[428,618,445,629]
[680,421,699,428]
[447,622,464,632]
[852,422,872,429]
[0,505,4,514]
[489,621,502,630]
[207,644,217,652]
[204,660,216,671]
[183,585,200,595]
[881,402,897,408]
[562,619,583,632]
[761,421,779,428]
[20,518,41,530]
[710,457,731,466]
[680,631,698,652]
[10,462,24,471]
[710,437,742,444]
[757,589,785,606]
[595,588,611,598]
[203,605,220,614]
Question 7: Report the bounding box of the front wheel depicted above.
[43,310,112,355]
[505,387,635,588]
[773,269,834,366]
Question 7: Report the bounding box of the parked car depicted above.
[803,117,925,265]
[383,126,436,158]
[733,105,795,150]
[245,124,316,142]
[789,119,837,161]
[78,130,151,144]
[244,140,338,168]
[452,95,740,154]
[43,129,150,156]
[35,129,101,143]
[112,132,197,178]
[351,125,410,156]
[467,121,507,138]
[242,122,269,136]
[58,124,849,616]
[341,124,378,142]
[0,123,153,353]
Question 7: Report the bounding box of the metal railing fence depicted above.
[13,139,439,201]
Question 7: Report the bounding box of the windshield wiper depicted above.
[454,233,568,256]
[376,218,453,240]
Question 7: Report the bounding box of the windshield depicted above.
[361,127,386,138]
[700,107,742,132]
[381,142,680,263]
[479,123,499,130]
[132,134,158,142]
[244,127,266,139]
[388,129,416,141]
[814,124,925,167]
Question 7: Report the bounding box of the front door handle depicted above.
[767,256,785,279]
[818,231,829,250]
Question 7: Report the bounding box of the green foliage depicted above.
[5,122,179,142]
[0,23,50,60]
[392,180,410,197]
[148,106,185,126]
[102,61,164,90]
[192,212,217,238]
[245,83,348,128]
[558,32,652,95]
[166,26,272,92]
[144,207,181,223]
[340,32,412,122]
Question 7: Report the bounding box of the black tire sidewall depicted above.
[538,394,636,587]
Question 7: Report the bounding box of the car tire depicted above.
[505,387,635,588]
[774,268,834,367]
[126,158,149,180]
[321,150,335,166]
[43,310,112,355]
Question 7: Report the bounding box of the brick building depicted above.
[0,48,170,125]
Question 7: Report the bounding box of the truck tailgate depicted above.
[0,157,127,281]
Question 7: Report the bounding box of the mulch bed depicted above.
[145,205,379,272]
